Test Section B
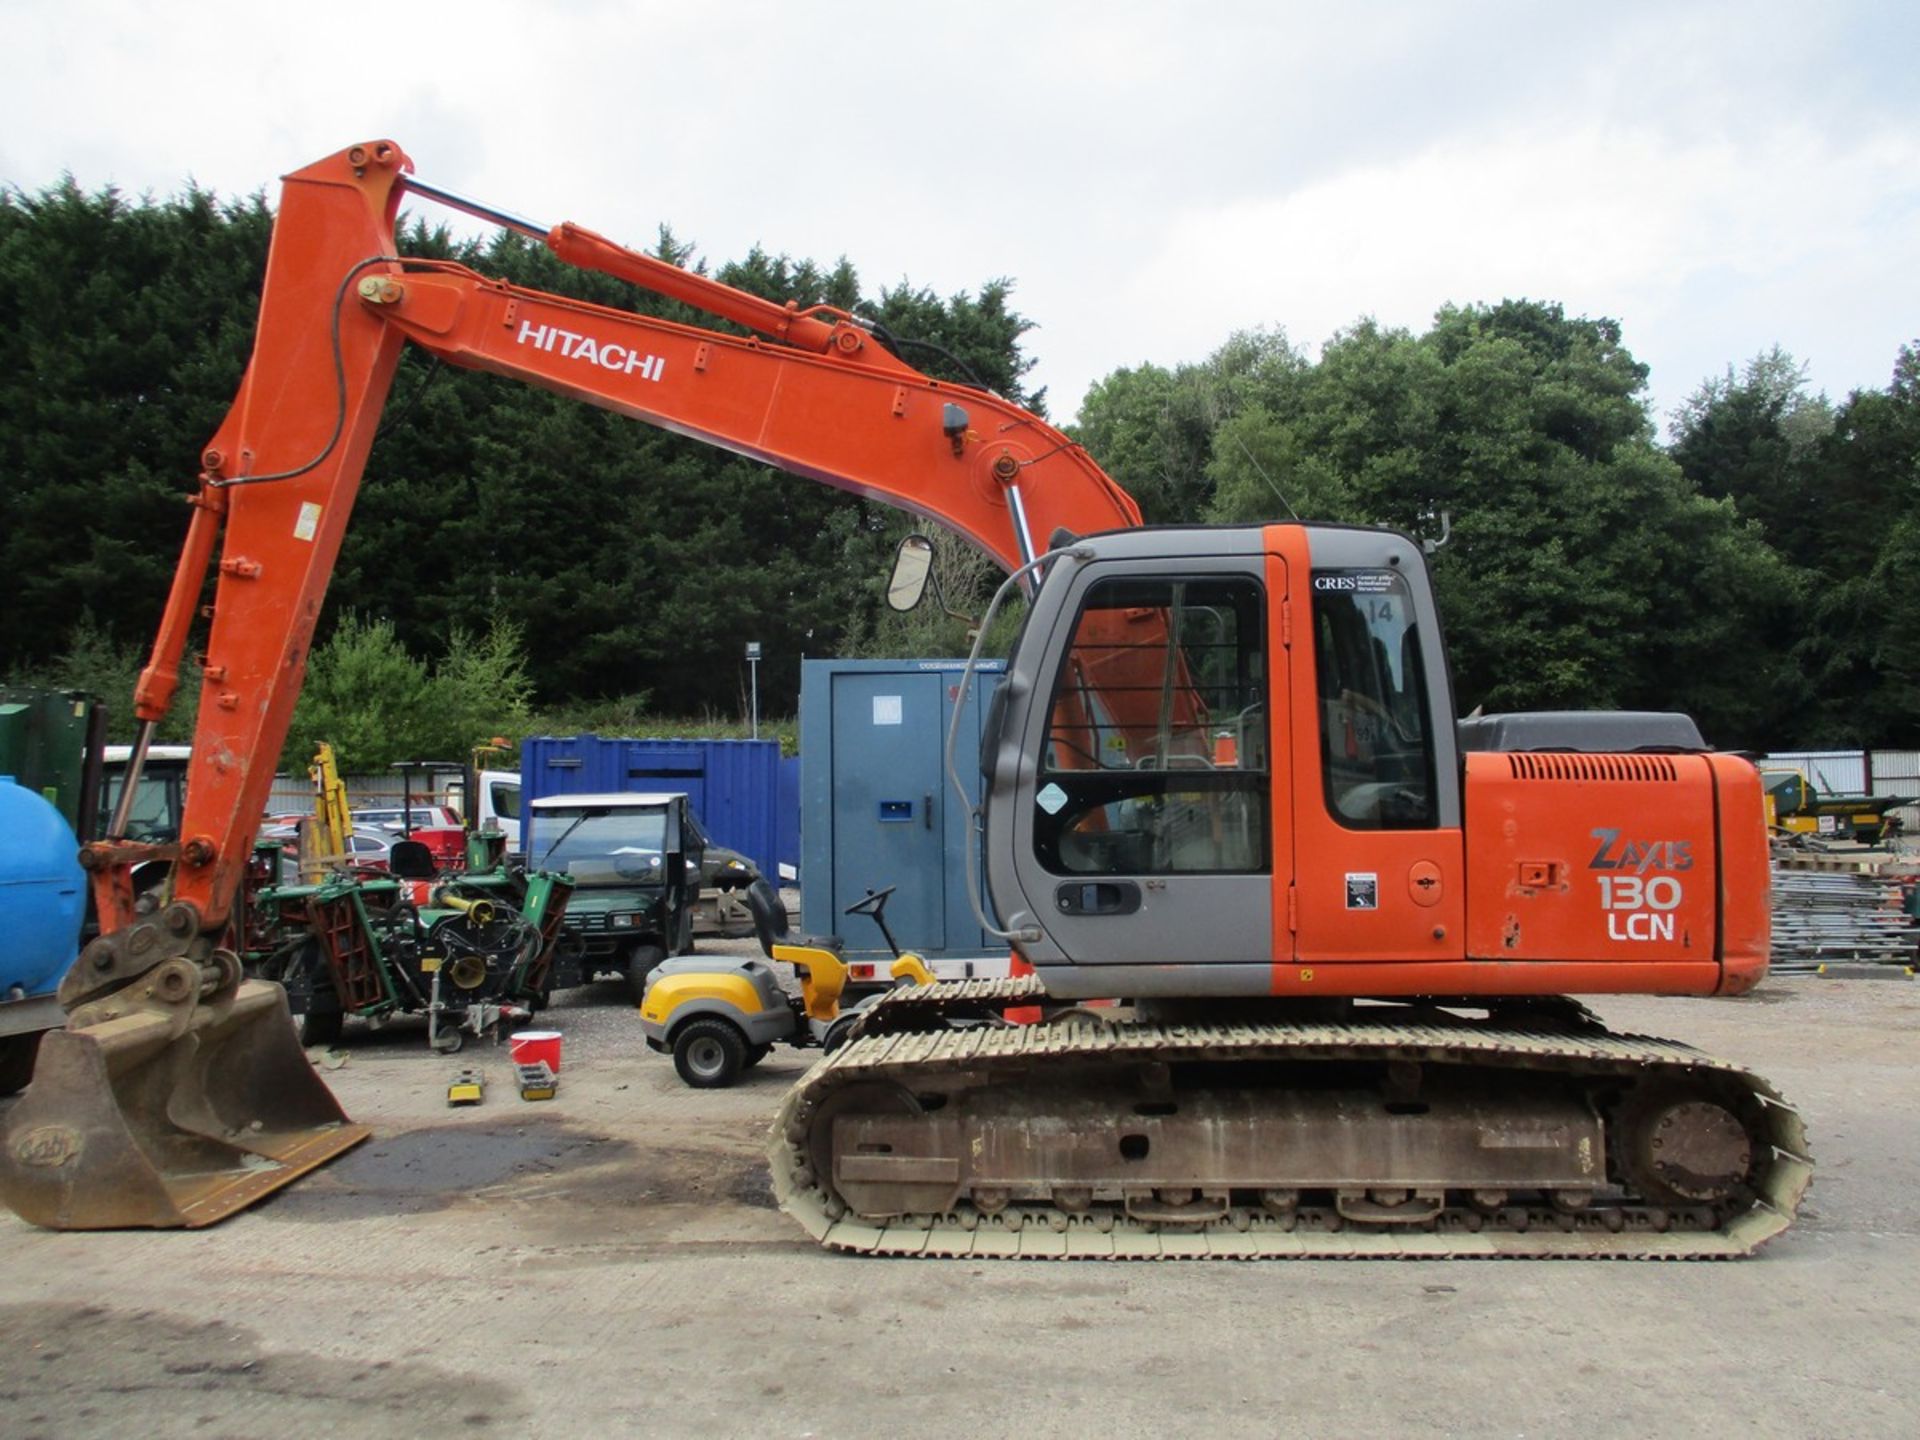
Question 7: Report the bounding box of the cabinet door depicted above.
[831,671,946,951]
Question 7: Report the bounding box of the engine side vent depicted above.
[1506,753,1681,783]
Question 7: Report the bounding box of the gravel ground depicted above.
[2,957,1917,1439]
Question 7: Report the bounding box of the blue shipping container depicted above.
[520,737,784,880]
[776,755,801,880]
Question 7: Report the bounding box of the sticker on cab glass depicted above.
[1036,783,1068,815]
[1345,873,1379,910]
[1312,570,1399,595]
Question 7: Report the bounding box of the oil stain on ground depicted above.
[262,1123,637,1222]
[0,1303,525,1439]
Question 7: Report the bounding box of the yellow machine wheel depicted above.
[673,1018,749,1088]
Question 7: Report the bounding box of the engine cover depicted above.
[1463,751,1768,990]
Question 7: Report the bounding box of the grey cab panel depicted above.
[985,528,1277,970]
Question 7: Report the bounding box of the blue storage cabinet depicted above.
[520,737,783,879]
[799,658,1004,961]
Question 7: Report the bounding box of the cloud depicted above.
[1071,121,1920,420]
[3,1,1914,428]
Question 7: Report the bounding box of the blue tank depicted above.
[0,775,86,999]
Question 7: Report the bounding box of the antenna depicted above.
[1229,432,1299,521]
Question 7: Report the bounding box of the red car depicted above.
[353,805,466,869]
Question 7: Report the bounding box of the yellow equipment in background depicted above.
[299,741,356,881]
[637,883,939,1088]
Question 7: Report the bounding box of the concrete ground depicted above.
[2,965,1916,1439]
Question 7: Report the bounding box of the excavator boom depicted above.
[0,139,1148,1230]
[104,141,1139,940]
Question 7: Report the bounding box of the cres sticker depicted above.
[1312,570,1400,595]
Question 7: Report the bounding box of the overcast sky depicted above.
[3,1,1914,430]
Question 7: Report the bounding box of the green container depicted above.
[0,687,97,831]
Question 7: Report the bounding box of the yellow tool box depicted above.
[516,1061,558,1101]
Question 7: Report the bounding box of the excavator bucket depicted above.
[0,978,370,1229]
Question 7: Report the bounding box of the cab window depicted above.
[1311,569,1436,829]
[1034,574,1268,875]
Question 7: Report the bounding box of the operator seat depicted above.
[744,876,816,958]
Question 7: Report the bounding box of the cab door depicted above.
[1013,551,1283,970]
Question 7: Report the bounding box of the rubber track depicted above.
[768,994,1813,1260]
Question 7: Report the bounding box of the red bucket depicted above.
[509,1030,563,1073]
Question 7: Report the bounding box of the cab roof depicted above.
[527,792,686,810]
[104,745,193,762]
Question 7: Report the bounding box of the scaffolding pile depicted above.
[1769,869,1920,974]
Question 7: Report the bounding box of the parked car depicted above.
[350,804,465,868]
[258,821,397,880]
[353,803,462,832]
[341,828,398,869]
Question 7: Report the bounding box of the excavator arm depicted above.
[106,139,1139,938]
[1,139,1142,1229]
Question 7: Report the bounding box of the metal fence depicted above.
[265,773,456,817]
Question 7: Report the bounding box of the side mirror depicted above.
[887,533,935,612]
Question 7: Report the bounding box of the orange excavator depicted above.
[0,141,1809,1254]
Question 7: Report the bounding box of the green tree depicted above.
[1079,302,1807,745]
[1786,342,1920,743]
[5,610,200,744]
[283,614,435,772]
[0,177,1040,729]
[0,180,271,679]
[1073,330,1303,525]
[431,618,537,757]
[1670,347,1834,564]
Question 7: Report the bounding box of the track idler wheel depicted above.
[1617,1083,1757,1209]
[805,1080,952,1219]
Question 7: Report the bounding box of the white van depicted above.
[468,769,522,847]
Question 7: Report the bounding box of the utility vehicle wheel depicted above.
[673,1018,748,1088]
[431,1025,464,1055]
[823,1008,870,1054]
[625,945,667,1007]
[743,1043,772,1069]
[299,995,345,1048]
